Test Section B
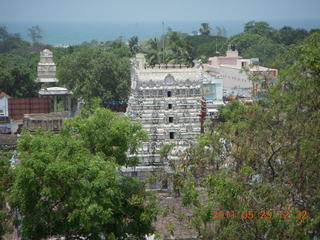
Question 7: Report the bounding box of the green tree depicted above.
[199,23,211,36]
[215,26,227,37]
[57,47,131,103]
[10,107,157,239]
[144,38,160,65]
[279,26,310,45]
[0,26,30,54]
[177,33,320,239]
[0,53,38,97]
[27,25,43,45]
[244,21,279,41]
[185,34,227,61]
[0,149,12,238]
[128,36,140,54]
[228,33,286,66]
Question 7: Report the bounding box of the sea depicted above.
[1,19,320,46]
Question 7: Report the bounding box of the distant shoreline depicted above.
[1,19,320,45]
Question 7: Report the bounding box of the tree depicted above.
[244,21,283,44]
[57,47,131,103]
[185,34,227,61]
[215,26,227,37]
[279,26,310,45]
[0,148,12,239]
[144,38,159,65]
[228,33,286,66]
[0,26,30,54]
[0,53,38,97]
[176,33,320,239]
[199,23,211,36]
[10,107,157,239]
[27,25,42,44]
[128,36,140,54]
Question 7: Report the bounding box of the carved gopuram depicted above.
[36,49,73,113]
[123,54,204,189]
[36,49,59,83]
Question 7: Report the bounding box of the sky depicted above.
[0,0,320,22]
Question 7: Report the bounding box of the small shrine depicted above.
[36,49,73,113]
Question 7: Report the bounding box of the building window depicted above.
[167,91,172,97]
[169,117,173,123]
[169,132,174,139]
[162,179,168,189]
[168,104,172,109]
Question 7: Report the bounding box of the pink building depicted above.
[203,49,278,96]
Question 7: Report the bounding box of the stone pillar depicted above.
[53,96,57,112]
[67,95,71,113]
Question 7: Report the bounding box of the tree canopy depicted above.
[0,53,38,97]
[168,32,320,239]
[57,46,132,103]
[27,26,43,45]
[9,107,156,239]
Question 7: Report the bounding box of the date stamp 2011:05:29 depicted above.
[211,210,308,220]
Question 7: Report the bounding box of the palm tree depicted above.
[199,23,211,36]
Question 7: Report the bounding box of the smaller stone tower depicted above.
[36,49,58,83]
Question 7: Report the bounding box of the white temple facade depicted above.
[36,49,73,113]
[36,49,59,83]
[124,54,204,188]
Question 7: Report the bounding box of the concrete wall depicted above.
[208,66,252,89]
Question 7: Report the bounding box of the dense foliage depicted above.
[9,107,156,239]
[1,21,319,240]
[141,21,317,68]
[169,33,320,239]
[1,21,318,100]
[0,149,12,238]
[0,53,38,97]
[56,45,132,103]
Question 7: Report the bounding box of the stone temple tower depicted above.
[36,49,73,113]
[36,49,58,83]
[123,54,204,189]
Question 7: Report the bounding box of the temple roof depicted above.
[39,87,72,96]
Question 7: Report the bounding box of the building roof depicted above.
[39,87,72,96]
[36,78,59,83]
[0,92,11,98]
[136,69,201,82]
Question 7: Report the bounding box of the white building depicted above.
[0,92,10,117]
[202,73,224,120]
[36,49,73,113]
[204,48,278,97]
[124,54,204,189]
[36,49,59,83]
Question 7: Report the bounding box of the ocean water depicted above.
[1,19,320,45]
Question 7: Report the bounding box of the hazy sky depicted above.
[0,0,319,22]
